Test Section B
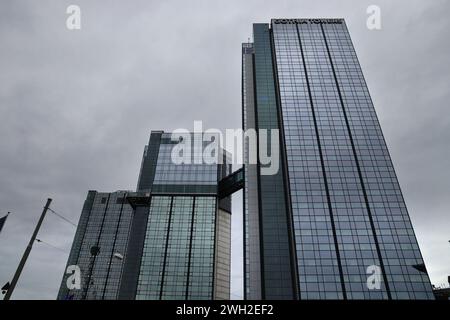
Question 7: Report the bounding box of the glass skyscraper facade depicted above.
[58,131,232,300]
[134,196,218,300]
[57,190,134,300]
[243,19,434,300]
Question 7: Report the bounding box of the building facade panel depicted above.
[135,195,219,300]
[321,22,434,299]
[214,208,232,300]
[243,18,434,300]
[190,197,217,299]
[273,22,349,299]
[136,196,171,300]
[57,191,133,300]
[249,23,297,300]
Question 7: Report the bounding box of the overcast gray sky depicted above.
[0,0,449,299]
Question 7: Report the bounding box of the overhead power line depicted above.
[35,238,68,253]
[4,199,52,300]
[47,207,77,227]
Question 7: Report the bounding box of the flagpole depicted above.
[3,199,52,300]
[0,212,11,235]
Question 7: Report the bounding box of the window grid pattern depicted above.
[136,196,216,300]
[161,196,193,299]
[101,193,133,299]
[187,198,216,299]
[67,191,133,300]
[302,22,386,299]
[322,22,434,299]
[273,23,347,300]
[270,20,434,300]
[253,23,296,299]
[243,45,250,298]
[153,136,218,186]
[274,22,392,299]
[136,196,171,300]
[57,191,95,300]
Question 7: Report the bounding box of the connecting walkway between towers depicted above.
[218,167,244,199]
[126,168,244,202]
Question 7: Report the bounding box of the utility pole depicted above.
[3,198,52,300]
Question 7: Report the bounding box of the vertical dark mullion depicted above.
[159,196,174,299]
[84,193,111,300]
[102,192,127,299]
[295,24,347,299]
[211,197,218,300]
[251,51,266,300]
[241,46,248,300]
[66,192,95,299]
[73,193,95,274]
[320,23,391,299]
[185,197,196,299]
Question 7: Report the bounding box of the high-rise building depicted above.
[121,131,232,300]
[58,131,232,300]
[57,190,133,300]
[242,18,434,300]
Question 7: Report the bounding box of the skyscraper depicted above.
[57,190,134,300]
[58,131,232,300]
[121,131,232,300]
[242,18,434,300]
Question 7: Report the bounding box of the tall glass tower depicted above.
[242,19,434,300]
[121,131,232,300]
[57,190,134,300]
[58,131,232,300]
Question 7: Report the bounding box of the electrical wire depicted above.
[35,238,69,253]
[47,207,77,227]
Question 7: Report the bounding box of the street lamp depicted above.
[113,252,124,261]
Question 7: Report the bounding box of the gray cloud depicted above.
[0,0,449,299]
